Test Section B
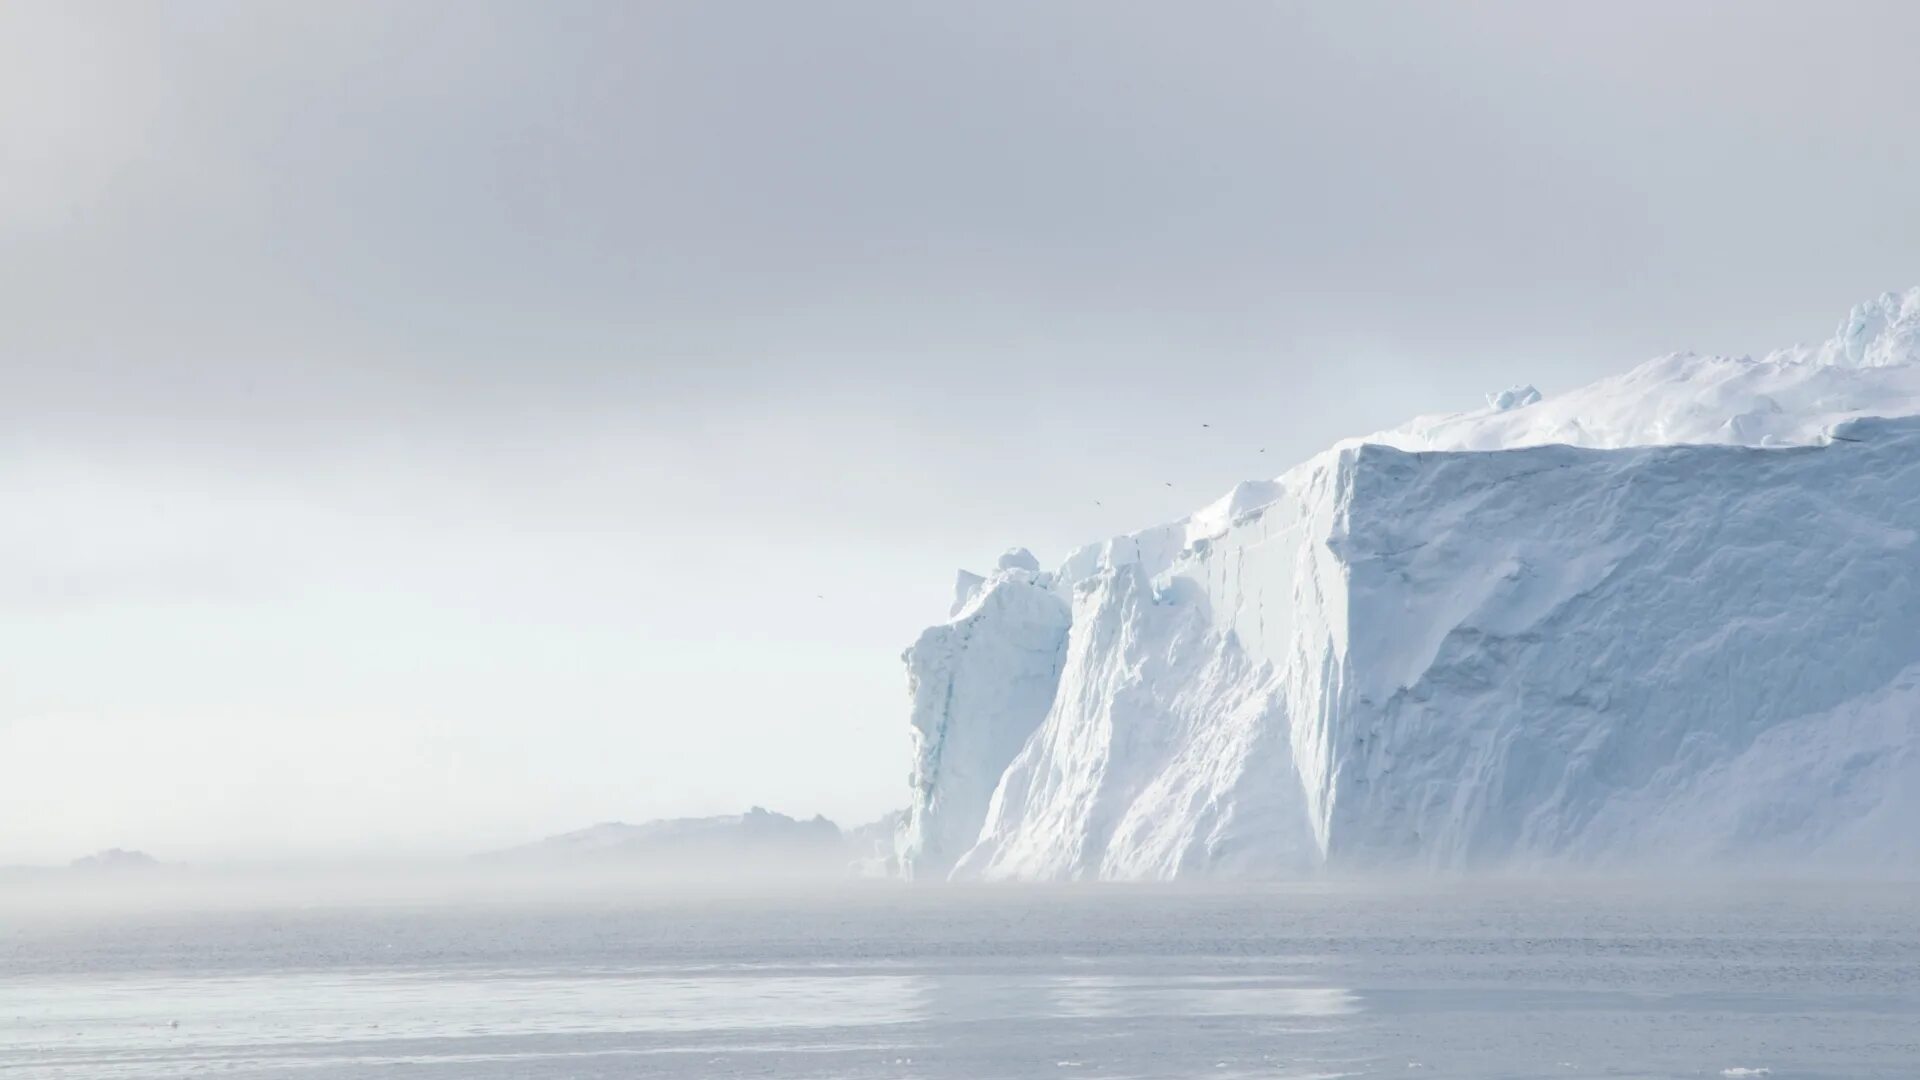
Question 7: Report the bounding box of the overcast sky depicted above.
[4,1,1918,863]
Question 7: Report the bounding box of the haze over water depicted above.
[5,880,1916,1079]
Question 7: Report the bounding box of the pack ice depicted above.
[900,287,1920,880]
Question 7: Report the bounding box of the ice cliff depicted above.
[899,547,1070,878]
[900,287,1920,879]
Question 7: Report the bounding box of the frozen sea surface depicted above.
[3,881,1917,1079]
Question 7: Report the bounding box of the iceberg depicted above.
[900,287,1920,879]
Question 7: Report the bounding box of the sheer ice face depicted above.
[898,550,1070,879]
[900,288,1920,879]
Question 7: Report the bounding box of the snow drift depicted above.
[900,287,1920,880]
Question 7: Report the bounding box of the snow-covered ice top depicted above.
[1485,384,1541,412]
[996,547,1041,573]
[1368,285,1920,454]
[1056,285,1920,590]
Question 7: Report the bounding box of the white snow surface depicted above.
[900,287,1920,880]
[1369,287,1920,454]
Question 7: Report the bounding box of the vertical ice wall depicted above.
[950,460,1361,879]
[898,550,1070,879]
[1318,420,1920,868]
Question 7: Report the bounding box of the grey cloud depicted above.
[3,0,1918,859]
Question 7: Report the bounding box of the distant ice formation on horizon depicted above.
[483,807,904,878]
